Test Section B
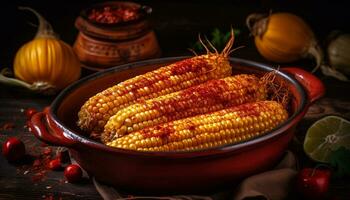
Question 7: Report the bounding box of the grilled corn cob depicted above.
[78,54,233,133]
[77,30,236,134]
[78,33,236,134]
[106,101,288,151]
[102,74,267,143]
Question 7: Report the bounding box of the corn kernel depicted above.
[101,74,269,142]
[106,101,288,152]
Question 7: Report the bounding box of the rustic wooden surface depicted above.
[1,82,350,200]
[1,1,350,199]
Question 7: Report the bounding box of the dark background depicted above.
[1,0,350,70]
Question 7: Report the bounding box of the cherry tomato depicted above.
[25,108,37,119]
[48,159,61,171]
[2,137,26,162]
[296,167,331,199]
[64,164,83,183]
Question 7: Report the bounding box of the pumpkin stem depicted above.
[0,69,57,95]
[308,43,324,73]
[18,7,58,39]
[246,13,269,37]
[320,65,349,82]
[31,81,57,95]
[0,69,32,88]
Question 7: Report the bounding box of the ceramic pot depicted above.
[30,57,325,193]
[73,1,161,71]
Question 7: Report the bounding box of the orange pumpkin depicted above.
[247,12,322,71]
[0,7,80,95]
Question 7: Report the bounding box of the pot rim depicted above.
[79,1,152,28]
[50,56,307,158]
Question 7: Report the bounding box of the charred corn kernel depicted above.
[106,101,288,151]
[101,74,268,143]
[77,54,232,133]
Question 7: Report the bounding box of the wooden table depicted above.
[1,76,350,200]
[1,1,350,199]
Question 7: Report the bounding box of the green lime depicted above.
[304,115,350,163]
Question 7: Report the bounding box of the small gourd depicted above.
[319,33,350,81]
[328,33,350,75]
[0,7,81,94]
[246,12,323,72]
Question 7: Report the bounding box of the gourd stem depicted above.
[18,7,58,39]
[0,70,57,94]
[246,13,269,37]
[309,43,324,73]
[0,71,33,89]
[320,65,349,82]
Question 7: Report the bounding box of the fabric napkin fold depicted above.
[90,151,298,200]
[233,151,298,200]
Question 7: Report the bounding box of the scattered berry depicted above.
[296,167,331,199]
[2,137,25,162]
[64,164,82,183]
[48,159,61,171]
[25,108,37,119]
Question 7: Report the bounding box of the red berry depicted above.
[296,167,331,199]
[2,137,26,162]
[25,108,37,119]
[64,164,83,183]
[48,159,61,171]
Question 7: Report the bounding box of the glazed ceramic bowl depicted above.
[73,1,161,70]
[30,57,324,193]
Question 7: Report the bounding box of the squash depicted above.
[246,12,323,72]
[0,7,81,94]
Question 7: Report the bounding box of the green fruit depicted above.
[304,116,350,163]
[328,34,350,75]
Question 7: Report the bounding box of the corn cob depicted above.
[106,101,288,152]
[77,53,233,133]
[102,74,267,143]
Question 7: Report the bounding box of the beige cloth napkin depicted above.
[91,151,297,200]
[233,151,298,200]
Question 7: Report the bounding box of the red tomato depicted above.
[2,137,26,162]
[64,164,83,183]
[25,108,37,119]
[296,168,331,199]
[48,159,61,171]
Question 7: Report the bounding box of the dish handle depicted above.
[29,107,76,147]
[282,67,325,105]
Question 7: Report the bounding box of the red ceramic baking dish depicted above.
[30,57,324,193]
